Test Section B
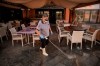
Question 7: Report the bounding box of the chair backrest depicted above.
[9,27,17,34]
[56,20,59,26]
[57,26,66,36]
[15,20,20,26]
[72,31,84,43]
[64,24,70,27]
[92,29,100,40]
[0,27,7,37]
[8,21,14,23]
[63,20,68,23]
[1,23,7,30]
[21,24,26,30]
[82,24,90,29]
[30,22,35,26]
[7,22,12,29]
[57,26,63,33]
[33,34,40,40]
[57,26,61,34]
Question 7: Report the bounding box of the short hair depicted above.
[42,14,48,17]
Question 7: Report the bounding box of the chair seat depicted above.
[61,31,68,34]
[33,35,40,40]
[12,35,23,40]
[61,32,68,37]
[62,30,70,33]
[83,35,92,41]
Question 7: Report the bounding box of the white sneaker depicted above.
[43,52,48,56]
[40,47,42,50]
[42,48,48,56]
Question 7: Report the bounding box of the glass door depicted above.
[36,9,64,24]
[56,11,63,20]
[37,10,49,18]
[90,10,98,23]
[84,10,90,22]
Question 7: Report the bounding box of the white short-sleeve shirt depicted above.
[36,20,50,37]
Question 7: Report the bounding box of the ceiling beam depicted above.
[0,1,28,9]
[73,1,100,9]
[0,3,21,9]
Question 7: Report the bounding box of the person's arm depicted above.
[50,28,53,35]
[35,21,41,35]
[49,27,52,32]
[35,21,45,38]
[48,22,53,34]
[35,29,45,39]
[35,29,40,35]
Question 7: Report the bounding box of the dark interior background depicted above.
[0,6,22,22]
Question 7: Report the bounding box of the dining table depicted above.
[17,27,36,44]
[59,25,87,44]
[64,25,87,31]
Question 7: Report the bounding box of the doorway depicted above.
[35,9,64,24]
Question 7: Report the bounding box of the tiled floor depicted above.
[0,25,100,66]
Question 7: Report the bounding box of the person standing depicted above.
[35,14,53,56]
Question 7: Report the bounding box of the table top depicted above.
[17,29,35,34]
[64,26,87,31]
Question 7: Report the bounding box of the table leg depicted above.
[27,34,30,44]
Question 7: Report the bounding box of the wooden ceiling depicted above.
[0,0,28,9]
[74,0,100,9]
[0,0,99,9]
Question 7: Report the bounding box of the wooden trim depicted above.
[97,10,99,23]
[73,1,100,9]
[83,10,85,22]
[89,10,91,22]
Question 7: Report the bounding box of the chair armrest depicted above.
[83,33,88,35]
[62,30,69,33]
[12,34,23,37]
[86,30,94,34]
[33,34,38,36]
[32,33,39,37]
[12,33,21,35]
[67,33,71,37]
[83,33,92,37]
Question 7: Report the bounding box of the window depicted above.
[98,10,100,23]
[56,11,62,19]
[77,10,84,22]
[37,11,43,18]
[84,11,90,22]
[44,11,49,16]
[90,10,98,23]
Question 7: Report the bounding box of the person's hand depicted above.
[44,36,48,39]
[40,34,44,39]
[40,35,48,39]
[50,31,53,35]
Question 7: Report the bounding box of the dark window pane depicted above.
[98,10,100,23]
[90,10,97,23]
